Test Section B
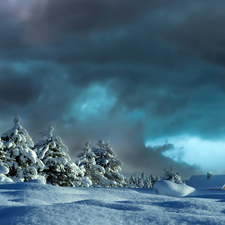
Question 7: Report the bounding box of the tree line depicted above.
[0,115,184,187]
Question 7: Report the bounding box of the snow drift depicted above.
[1,181,225,225]
[154,180,195,197]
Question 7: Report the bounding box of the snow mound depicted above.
[154,180,195,197]
[0,175,13,183]
[0,165,9,175]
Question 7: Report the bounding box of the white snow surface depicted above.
[1,181,225,224]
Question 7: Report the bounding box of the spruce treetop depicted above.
[14,114,21,125]
[39,125,55,140]
[1,114,34,148]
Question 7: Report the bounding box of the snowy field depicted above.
[1,180,225,225]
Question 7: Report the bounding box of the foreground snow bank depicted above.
[154,180,195,197]
[1,182,225,224]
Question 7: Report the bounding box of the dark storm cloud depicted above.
[22,0,225,67]
[0,74,41,106]
[1,0,225,177]
[24,0,153,41]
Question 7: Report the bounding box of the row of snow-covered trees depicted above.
[124,167,184,188]
[0,115,81,186]
[0,115,184,187]
[0,115,125,187]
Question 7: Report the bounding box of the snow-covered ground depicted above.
[1,180,225,225]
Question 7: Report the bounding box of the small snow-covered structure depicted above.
[207,171,212,179]
[187,174,225,190]
[34,127,83,187]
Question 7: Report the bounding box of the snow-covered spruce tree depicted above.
[140,173,152,188]
[124,175,141,188]
[129,174,143,188]
[150,174,159,186]
[1,115,45,182]
[123,175,135,188]
[76,141,115,187]
[91,139,124,187]
[34,126,83,187]
[163,166,184,184]
[124,173,153,188]
[0,133,14,170]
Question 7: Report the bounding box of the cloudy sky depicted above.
[1,0,225,179]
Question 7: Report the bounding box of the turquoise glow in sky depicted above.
[64,84,147,123]
[146,136,225,174]
[64,85,117,121]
